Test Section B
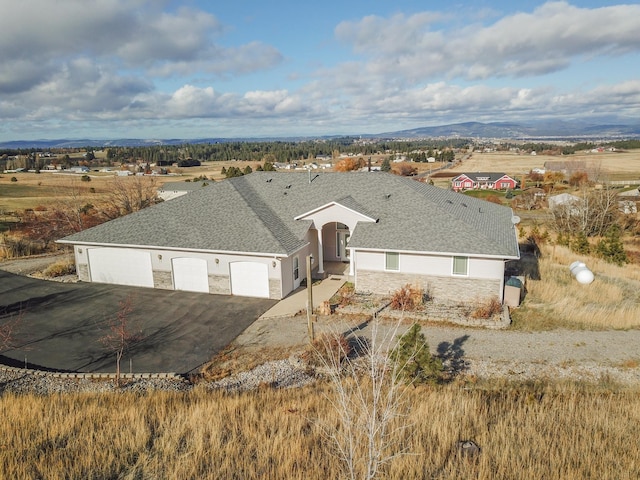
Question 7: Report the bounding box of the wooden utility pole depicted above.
[306,255,315,343]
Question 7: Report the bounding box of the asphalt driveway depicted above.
[0,271,276,374]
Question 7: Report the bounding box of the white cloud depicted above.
[335,2,640,81]
[1,2,639,140]
[0,1,283,96]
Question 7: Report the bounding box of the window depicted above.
[500,181,510,188]
[452,256,468,276]
[385,252,399,271]
[293,256,299,280]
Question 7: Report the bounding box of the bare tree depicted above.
[550,187,620,237]
[99,296,143,386]
[100,175,160,220]
[315,317,425,479]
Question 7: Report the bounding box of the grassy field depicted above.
[449,150,640,181]
[0,158,450,211]
[0,381,637,479]
[510,243,640,330]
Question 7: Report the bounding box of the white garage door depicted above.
[230,262,270,298]
[172,257,209,293]
[88,248,154,288]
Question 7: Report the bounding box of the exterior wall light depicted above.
[272,261,276,268]
[215,258,219,265]
[158,254,162,260]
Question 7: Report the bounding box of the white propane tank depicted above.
[569,261,594,285]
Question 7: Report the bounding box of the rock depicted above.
[456,440,481,457]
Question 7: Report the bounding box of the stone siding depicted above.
[269,278,282,300]
[77,264,90,282]
[208,274,231,295]
[356,270,501,303]
[153,270,173,290]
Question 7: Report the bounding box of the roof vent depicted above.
[285,184,291,189]
[385,193,391,199]
[461,202,467,207]
[446,200,453,204]
[266,178,272,183]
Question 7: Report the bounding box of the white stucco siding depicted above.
[468,257,505,279]
[302,203,371,232]
[73,245,284,281]
[356,250,450,275]
[324,222,339,262]
[355,250,504,279]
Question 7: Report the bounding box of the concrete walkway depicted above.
[260,276,346,319]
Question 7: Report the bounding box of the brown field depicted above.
[449,150,640,180]
[1,381,638,479]
[0,157,450,212]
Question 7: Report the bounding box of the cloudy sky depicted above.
[1,0,639,141]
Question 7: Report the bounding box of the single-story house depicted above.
[158,181,213,201]
[451,173,518,192]
[58,172,520,303]
[548,193,580,210]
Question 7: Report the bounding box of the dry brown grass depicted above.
[449,150,640,180]
[0,381,639,479]
[513,244,640,330]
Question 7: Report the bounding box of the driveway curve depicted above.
[0,270,276,374]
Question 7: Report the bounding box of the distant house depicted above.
[68,166,89,173]
[451,173,518,192]
[548,193,580,210]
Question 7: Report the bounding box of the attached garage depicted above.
[172,257,209,293]
[229,261,270,298]
[87,248,154,287]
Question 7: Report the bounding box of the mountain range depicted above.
[1,121,639,149]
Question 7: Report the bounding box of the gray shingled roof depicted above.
[60,172,520,258]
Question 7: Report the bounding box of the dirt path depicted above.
[0,252,73,275]
[233,315,640,384]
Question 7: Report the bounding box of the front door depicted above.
[336,230,350,262]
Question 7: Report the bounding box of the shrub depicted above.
[33,205,48,212]
[10,177,17,182]
[390,323,443,385]
[301,333,352,369]
[0,235,41,258]
[470,296,502,319]
[390,284,424,311]
[42,260,76,278]
[333,282,355,306]
[81,175,91,182]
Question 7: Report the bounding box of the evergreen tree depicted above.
[571,231,591,255]
[595,225,628,266]
[381,157,391,172]
[390,323,443,385]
